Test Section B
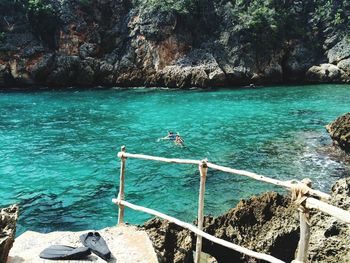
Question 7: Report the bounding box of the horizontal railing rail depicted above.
[112,198,285,263]
[118,151,330,200]
[114,146,350,263]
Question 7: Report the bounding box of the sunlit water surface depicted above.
[1,84,350,236]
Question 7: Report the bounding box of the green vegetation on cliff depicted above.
[135,0,195,14]
[312,0,350,34]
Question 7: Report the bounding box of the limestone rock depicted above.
[201,192,298,262]
[337,58,350,80]
[142,218,194,263]
[31,53,55,83]
[326,112,350,153]
[308,177,350,262]
[47,55,81,86]
[0,204,19,263]
[142,192,299,263]
[306,63,342,82]
[327,38,350,64]
[283,43,316,81]
[1,0,350,88]
[79,43,99,59]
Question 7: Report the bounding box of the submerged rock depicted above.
[0,204,19,263]
[326,113,350,153]
[143,178,350,263]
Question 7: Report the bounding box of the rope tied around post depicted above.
[292,178,312,263]
[291,178,312,225]
[118,145,127,159]
[200,159,208,170]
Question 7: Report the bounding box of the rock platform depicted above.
[7,225,158,263]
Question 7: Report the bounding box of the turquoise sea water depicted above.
[1,84,350,236]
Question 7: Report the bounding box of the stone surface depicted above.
[283,43,316,82]
[0,205,19,263]
[308,177,350,262]
[306,63,342,82]
[143,219,194,263]
[7,225,158,263]
[327,38,350,64]
[326,112,350,153]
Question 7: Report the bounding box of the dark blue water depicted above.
[1,84,350,236]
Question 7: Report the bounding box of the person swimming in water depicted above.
[161,131,176,141]
[160,131,184,146]
[175,134,185,146]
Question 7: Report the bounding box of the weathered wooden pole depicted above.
[293,179,312,263]
[118,146,126,225]
[195,159,208,263]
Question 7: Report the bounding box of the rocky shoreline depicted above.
[1,0,350,89]
[142,178,350,263]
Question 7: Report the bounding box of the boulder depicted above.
[337,58,350,79]
[0,204,19,263]
[306,63,342,82]
[326,112,350,153]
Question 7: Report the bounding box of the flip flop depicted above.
[39,245,91,260]
[80,232,112,261]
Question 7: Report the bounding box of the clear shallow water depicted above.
[1,84,350,236]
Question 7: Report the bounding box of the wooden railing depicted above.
[112,146,350,263]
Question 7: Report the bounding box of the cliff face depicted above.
[0,0,349,89]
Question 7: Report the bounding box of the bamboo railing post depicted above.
[293,179,312,263]
[117,146,127,224]
[195,160,208,263]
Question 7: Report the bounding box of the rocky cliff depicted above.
[0,0,350,89]
[143,177,350,263]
